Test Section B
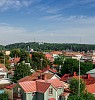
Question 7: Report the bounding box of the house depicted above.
[5,51,10,56]
[61,72,77,83]
[86,68,95,77]
[4,84,16,100]
[43,66,58,74]
[13,78,64,100]
[61,72,95,95]
[50,51,62,59]
[63,51,83,60]
[9,57,20,67]
[45,53,54,62]
[0,64,8,79]
[0,64,11,90]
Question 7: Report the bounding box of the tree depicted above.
[54,55,65,72]
[30,52,50,70]
[61,58,94,75]
[61,58,79,74]
[0,93,8,100]
[10,49,20,58]
[19,50,30,63]
[68,78,95,100]
[12,62,32,83]
[54,55,65,65]
[69,78,85,95]
[68,93,95,100]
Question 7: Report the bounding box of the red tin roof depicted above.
[19,81,36,92]
[36,81,51,93]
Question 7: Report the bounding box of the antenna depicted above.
[4,53,5,66]
[34,36,35,43]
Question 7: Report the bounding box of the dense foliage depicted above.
[68,78,95,100]
[12,62,32,83]
[0,93,8,100]
[0,45,5,50]
[54,55,65,65]
[61,58,94,75]
[68,93,95,100]
[10,49,20,57]
[30,52,50,70]
[3,42,95,52]
[69,78,85,95]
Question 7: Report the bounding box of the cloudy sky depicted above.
[0,0,95,45]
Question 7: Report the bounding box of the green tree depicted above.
[0,93,8,100]
[61,58,79,74]
[30,52,50,70]
[68,78,95,100]
[69,78,85,95]
[80,61,94,75]
[54,55,65,65]
[61,58,94,75]
[54,55,65,72]
[10,49,20,58]
[12,62,32,83]
[68,93,95,100]
[19,50,30,63]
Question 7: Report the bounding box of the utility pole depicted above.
[78,37,81,98]
[40,58,43,70]
[4,52,5,66]
[78,58,80,97]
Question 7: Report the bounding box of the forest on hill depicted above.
[0,42,95,52]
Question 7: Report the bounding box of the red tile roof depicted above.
[45,54,53,59]
[86,83,95,94]
[0,64,8,72]
[50,51,62,55]
[5,84,16,89]
[45,54,54,62]
[60,92,70,96]
[43,66,57,73]
[84,77,95,85]
[18,71,54,82]
[19,81,36,92]
[61,74,73,82]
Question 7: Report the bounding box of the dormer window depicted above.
[49,88,53,95]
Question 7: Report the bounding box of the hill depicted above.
[3,42,95,52]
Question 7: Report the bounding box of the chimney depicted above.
[38,76,41,79]
[42,74,47,80]
[73,72,76,76]
[87,74,91,79]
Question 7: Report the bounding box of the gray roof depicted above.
[86,68,95,74]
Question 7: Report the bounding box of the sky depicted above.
[0,0,95,45]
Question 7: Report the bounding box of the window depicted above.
[49,88,53,95]
[18,88,21,97]
[32,92,35,96]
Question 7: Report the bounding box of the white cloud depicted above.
[43,14,63,21]
[0,0,39,11]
